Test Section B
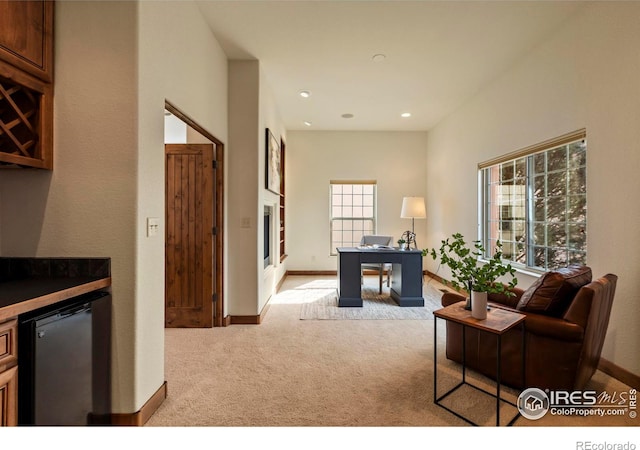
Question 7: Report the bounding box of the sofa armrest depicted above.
[441,292,466,307]
[488,287,525,309]
[524,313,584,342]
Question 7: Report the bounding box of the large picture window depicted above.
[330,181,376,255]
[480,130,587,271]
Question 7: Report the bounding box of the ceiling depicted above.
[196,1,585,131]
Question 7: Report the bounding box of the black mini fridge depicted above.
[18,291,111,426]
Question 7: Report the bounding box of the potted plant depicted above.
[397,238,407,250]
[422,233,517,319]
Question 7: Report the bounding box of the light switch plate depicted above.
[147,217,160,237]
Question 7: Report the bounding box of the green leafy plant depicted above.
[422,232,518,295]
[397,238,406,245]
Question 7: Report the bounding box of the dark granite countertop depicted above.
[0,257,111,321]
[0,276,108,309]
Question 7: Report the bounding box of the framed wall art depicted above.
[265,128,281,195]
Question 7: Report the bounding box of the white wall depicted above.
[164,114,187,143]
[228,60,260,316]
[228,61,287,316]
[137,0,228,411]
[425,2,640,375]
[287,131,428,271]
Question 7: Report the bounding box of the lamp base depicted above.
[401,230,417,249]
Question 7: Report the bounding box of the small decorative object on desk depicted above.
[422,232,518,319]
[397,238,407,250]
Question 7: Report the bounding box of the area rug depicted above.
[300,282,444,320]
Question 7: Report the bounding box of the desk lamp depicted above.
[400,196,426,249]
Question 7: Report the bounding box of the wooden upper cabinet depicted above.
[0,0,54,170]
[0,0,53,82]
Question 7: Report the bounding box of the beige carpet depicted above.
[146,275,637,429]
[299,281,442,320]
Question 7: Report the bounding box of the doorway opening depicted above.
[164,100,224,327]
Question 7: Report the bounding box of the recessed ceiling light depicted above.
[372,54,386,63]
[401,112,412,118]
[303,121,312,127]
[341,113,354,119]
[299,90,311,98]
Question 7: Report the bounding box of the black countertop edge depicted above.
[0,257,110,282]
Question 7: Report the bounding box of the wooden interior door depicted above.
[165,143,215,328]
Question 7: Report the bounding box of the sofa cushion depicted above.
[516,265,592,316]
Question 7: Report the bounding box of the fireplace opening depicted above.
[264,206,272,268]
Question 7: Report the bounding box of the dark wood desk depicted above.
[336,247,424,307]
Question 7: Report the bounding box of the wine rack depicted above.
[0,0,54,169]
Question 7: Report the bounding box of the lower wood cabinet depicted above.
[0,319,18,369]
[0,365,18,426]
[0,318,18,426]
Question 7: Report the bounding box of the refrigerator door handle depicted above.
[58,303,91,319]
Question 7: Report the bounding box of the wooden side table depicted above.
[433,301,525,426]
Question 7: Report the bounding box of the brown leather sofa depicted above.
[440,266,617,391]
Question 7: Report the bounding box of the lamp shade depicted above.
[400,197,426,219]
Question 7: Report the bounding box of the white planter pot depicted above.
[471,291,488,320]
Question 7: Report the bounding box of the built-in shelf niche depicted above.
[279,138,286,262]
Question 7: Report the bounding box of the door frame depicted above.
[165,100,224,327]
